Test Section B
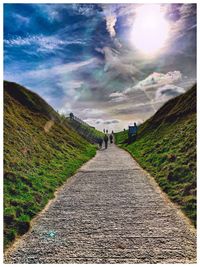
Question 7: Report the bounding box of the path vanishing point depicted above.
[4,145,196,263]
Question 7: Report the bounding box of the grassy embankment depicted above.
[66,117,104,143]
[115,85,196,226]
[4,81,99,248]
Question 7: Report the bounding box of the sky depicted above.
[4,3,196,132]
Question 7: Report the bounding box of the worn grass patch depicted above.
[4,81,97,249]
[115,85,196,226]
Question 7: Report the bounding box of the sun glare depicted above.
[131,4,169,55]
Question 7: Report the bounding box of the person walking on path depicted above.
[98,137,103,149]
[109,134,113,144]
[104,134,108,149]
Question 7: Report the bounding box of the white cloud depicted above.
[109,91,142,104]
[24,58,96,80]
[106,15,117,38]
[120,70,184,112]
[4,34,85,53]
[125,71,182,94]
[109,95,128,103]
[102,5,117,38]
[136,71,182,89]
[109,92,124,98]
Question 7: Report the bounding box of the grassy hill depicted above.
[65,116,104,144]
[4,81,97,249]
[115,85,196,226]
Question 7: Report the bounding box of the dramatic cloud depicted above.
[130,71,182,91]
[4,3,196,131]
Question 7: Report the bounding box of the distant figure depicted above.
[124,128,126,132]
[134,122,137,128]
[128,122,138,144]
[104,134,109,149]
[109,134,113,144]
[106,129,108,134]
[98,137,103,149]
[103,129,105,133]
[133,122,138,135]
[111,130,114,134]
[69,112,74,120]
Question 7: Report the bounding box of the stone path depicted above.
[4,145,196,263]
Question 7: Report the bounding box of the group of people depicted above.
[98,130,114,149]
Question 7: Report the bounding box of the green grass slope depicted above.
[115,85,196,226]
[4,81,96,249]
[66,117,104,143]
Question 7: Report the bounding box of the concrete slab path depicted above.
[4,144,196,263]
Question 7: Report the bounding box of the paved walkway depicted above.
[4,145,196,263]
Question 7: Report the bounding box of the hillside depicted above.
[115,84,196,225]
[4,81,96,248]
[65,115,104,144]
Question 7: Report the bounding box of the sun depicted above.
[131,4,169,55]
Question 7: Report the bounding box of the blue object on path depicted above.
[47,230,56,238]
